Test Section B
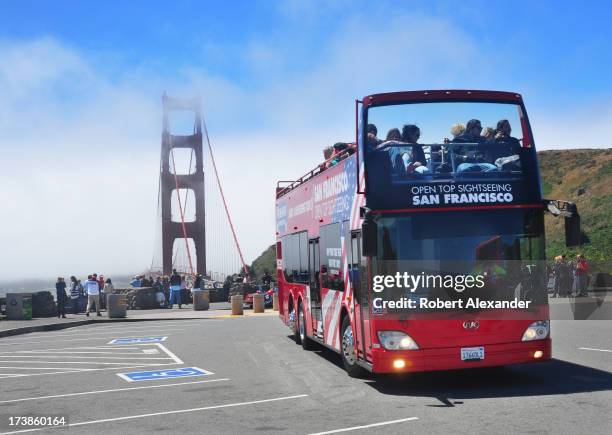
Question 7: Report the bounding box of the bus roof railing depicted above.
[276,146,356,199]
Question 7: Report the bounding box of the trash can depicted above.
[192,289,210,311]
[252,293,264,313]
[231,295,243,315]
[106,294,128,318]
[6,293,33,320]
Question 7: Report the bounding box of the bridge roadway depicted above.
[0,316,609,434]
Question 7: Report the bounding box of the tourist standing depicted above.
[103,278,114,296]
[97,275,105,292]
[153,277,165,308]
[162,276,170,308]
[574,254,590,297]
[55,277,67,318]
[69,276,80,314]
[83,275,101,316]
[169,269,182,309]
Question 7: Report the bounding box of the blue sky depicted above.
[0,0,610,279]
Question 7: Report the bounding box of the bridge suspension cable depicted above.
[202,111,250,278]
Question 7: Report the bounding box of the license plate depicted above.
[461,347,485,361]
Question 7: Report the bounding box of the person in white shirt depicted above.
[83,275,101,317]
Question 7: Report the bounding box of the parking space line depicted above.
[3,328,186,338]
[0,361,163,365]
[0,367,90,370]
[308,417,419,434]
[0,364,177,379]
[579,347,612,353]
[0,356,172,360]
[78,320,204,329]
[4,351,157,355]
[157,343,183,364]
[0,336,176,347]
[0,378,230,404]
[0,337,135,346]
[0,343,183,379]
[1,346,142,352]
[0,394,309,434]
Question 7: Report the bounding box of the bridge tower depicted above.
[160,94,206,275]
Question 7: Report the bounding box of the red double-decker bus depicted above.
[275,90,579,377]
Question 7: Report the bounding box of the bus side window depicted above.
[320,222,345,291]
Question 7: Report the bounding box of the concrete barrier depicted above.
[107,294,127,318]
[253,293,264,313]
[192,289,210,311]
[273,293,279,311]
[231,295,243,315]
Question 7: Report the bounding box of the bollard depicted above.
[192,289,210,311]
[231,295,244,315]
[272,293,279,311]
[252,293,264,313]
[107,294,127,318]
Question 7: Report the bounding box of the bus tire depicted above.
[341,315,366,378]
[292,302,301,345]
[298,301,315,350]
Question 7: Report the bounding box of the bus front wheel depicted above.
[341,316,366,378]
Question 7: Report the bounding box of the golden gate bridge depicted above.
[149,94,249,283]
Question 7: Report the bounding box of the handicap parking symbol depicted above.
[117,367,214,382]
[108,336,167,345]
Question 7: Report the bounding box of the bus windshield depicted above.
[370,208,548,317]
[366,101,532,183]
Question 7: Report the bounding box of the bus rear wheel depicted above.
[297,301,315,350]
[340,316,366,378]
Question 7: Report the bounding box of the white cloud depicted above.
[0,13,609,280]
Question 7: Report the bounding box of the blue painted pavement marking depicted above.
[108,336,168,345]
[117,367,214,382]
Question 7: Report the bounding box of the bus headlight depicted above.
[377,331,419,350]
[522,321,549,341]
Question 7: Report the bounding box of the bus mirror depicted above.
[362,218,378,257]
[565,213,581,247]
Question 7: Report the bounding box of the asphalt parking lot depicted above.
[0,317,610,434]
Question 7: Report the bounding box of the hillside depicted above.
[250,148,612,273]
[249,244,276,280]
[539,148,612,262]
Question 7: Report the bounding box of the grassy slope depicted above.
[539,149,612,262]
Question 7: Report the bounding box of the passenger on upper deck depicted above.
[453,119,497,173]
[482,127,496,142]
[487,119,522,170]
[452,119,485,144]
[367,124,381,150]
[444,123,466,144]
[494,119,520,146]
[400,125,429,175]
[386,128,401,141]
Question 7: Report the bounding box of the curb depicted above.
[0,317,204,339]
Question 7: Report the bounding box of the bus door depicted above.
[309,238,322,337]
[350,231,371,361]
